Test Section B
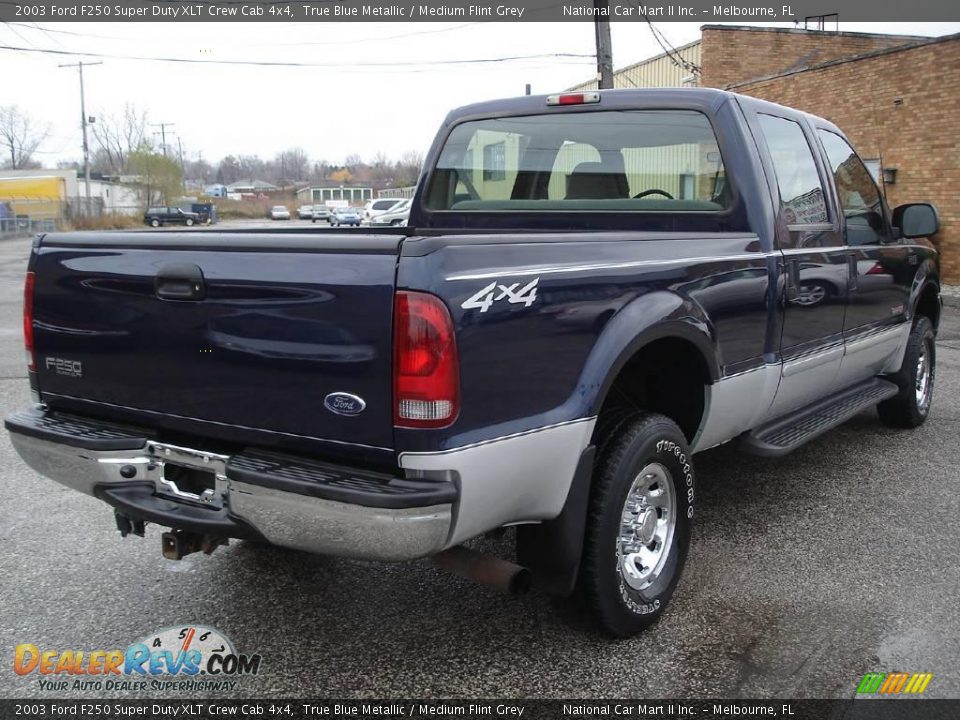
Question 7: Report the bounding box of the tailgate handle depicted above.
[155,264,206,301]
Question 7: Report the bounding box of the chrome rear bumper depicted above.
[6,408,452,561]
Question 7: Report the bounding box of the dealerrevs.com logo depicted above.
[14,625,262,693]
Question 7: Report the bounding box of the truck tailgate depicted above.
[31,231,401,453]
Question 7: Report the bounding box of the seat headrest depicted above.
[565,162,628,200]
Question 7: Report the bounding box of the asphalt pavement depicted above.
[0,234,958,700]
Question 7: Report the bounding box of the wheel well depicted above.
[916,283,941,331]
[595,338,709,444]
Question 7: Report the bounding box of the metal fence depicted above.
[0,196,110,237]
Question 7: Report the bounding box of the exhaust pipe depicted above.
[433,545,531,595]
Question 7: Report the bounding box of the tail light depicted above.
[23,271,35,372]
[393,291,459,428]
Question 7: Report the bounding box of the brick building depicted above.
[572,25,960,283]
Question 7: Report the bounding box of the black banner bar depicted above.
[2,700,960,720]
[1,0,959,22]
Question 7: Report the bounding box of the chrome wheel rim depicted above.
[916,338,933,412]
[796,284,827,306]
[618,463,676,592]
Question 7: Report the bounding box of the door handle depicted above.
[784,259,800,302]
[155,264,206,301]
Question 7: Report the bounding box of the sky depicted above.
[1,20,958,169]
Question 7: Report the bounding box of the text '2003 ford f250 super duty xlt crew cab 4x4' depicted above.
[7,89,942,637]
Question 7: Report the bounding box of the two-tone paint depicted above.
[8,89,940,563]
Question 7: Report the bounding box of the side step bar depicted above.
[741,378,899,457]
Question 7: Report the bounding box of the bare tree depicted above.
[90,103,149,175]
[396,150,424,186]
[184,156,213,185]
[276,147,309,183]
[217,155,241,185]
[0,105,49,169]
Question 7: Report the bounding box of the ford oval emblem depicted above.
[324,392,366,417]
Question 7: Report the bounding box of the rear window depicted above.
[424,110,729,213]
[371,200,399,210]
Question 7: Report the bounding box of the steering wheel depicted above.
[633,188,674,200]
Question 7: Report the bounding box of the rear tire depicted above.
[878,315,935,428]
[579,412,694,637]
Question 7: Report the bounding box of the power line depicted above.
[57,60,102,202]
[6,20,482,48]
[151,122,175,157]
[250,22,483,47]
[1,20,39,54]
[0,43,594,68]
[25,21,68,49]
[639,12,700,76]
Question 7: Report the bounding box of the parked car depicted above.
[143,207,200,227]
[329,207,362,227]
[297,205,315,220]
[7,89,942,638]
[311,206,331,223]
[369,199,411,227]
[269,205,291,220]
[363,198,404,225]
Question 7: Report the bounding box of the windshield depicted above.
[424,110,729,213]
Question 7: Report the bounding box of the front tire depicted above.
[878,315,935,428]
[150,219,160,228]
[579,412,694,637]
[185,218,194,227]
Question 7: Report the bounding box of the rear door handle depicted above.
[784,259,800,302]
[155,263,206,301]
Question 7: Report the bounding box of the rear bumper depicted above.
[6,407,453,561]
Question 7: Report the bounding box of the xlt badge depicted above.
[45,357,83,378]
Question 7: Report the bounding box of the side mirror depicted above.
[893,203,939,239]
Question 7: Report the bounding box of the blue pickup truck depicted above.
[6,89,941,637]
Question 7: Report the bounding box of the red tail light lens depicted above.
[23,271,35,372]
[393,291,459,428]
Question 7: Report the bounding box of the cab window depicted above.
[818,130,887,246]
[425,110,729,212]
[756,114,829,226]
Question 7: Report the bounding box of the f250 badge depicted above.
[461,277,539,313]
[45,357,83,378]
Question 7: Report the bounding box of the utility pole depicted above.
[151,122,175,157]
[58,60,102,206]
[593,0,614,89]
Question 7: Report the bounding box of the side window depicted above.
[818,130,887,246]
[482,141,507,182]
[757,114,829,226]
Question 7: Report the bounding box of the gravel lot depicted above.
[0,234,957,700]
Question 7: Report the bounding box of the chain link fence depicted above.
[0,196,110,237]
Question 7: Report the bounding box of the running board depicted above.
[741,378,899,457]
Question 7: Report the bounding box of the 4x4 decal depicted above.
[461,278,539,313]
